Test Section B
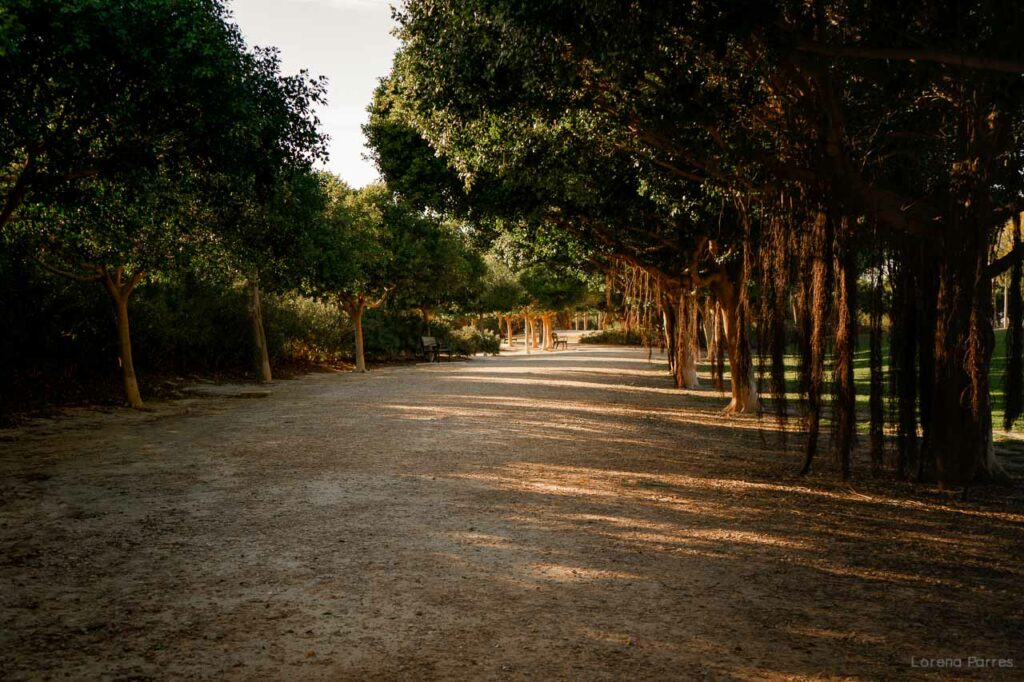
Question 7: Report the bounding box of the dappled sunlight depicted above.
[424,452,1023,616]
[445,374,690,396]
[525,562,642,583]
[456,365,671,378]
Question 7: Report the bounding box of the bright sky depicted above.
[228,0,401,188]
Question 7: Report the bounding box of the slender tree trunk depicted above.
[421,306,433,335]
[248,279,272,384]
[662,296,677,376]
[833,217,857,480]
[506,317,515,347]
[113,293,143,409]
[892,257,919,479]
[352,302,367,372]
[707,302,721,363]
[1003,280,1010,329]
[100,268,146,409]
[524,315,531,354]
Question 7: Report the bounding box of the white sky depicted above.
[228,0,401,188]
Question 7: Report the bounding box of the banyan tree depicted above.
[371,0,1024,489]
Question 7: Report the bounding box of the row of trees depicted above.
[0,0,521,409]
[367,0,1024,489]
[0,2,610,410]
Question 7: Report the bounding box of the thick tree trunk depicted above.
[713,276,758,413]
[674,295,699,389]
[799,214,831,476]
[506,317,515,346]
[248,280,273,384]
[523,315,531,354]
[926,189,1004,486]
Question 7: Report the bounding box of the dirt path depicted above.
[1,345,1022,680]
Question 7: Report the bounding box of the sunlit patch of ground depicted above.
[0,343,1021,680]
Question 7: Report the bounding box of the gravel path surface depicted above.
[1,344,1022,680]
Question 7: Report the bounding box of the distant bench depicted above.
[551,332,568,350]
[421,336,452,362]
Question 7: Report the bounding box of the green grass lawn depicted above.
[707,328,1021,439]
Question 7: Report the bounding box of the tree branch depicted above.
[797,40,1024,74]
[38,259,104,283]
[985,237,1024,279]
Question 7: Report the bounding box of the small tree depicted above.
[476,256,527,344]
[303,179,391,372]
[26,173,204,408]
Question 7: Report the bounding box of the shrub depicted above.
[579,328,650,346]
[447,325,501,356]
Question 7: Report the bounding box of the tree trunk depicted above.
[347,299,368,372]
[248,279,272,384]
[662,296,677,376]
[713,276,758,413]
[100,268,146,409]
[113,293,143,409]
[506,317,515,347]
[674,295,700,389]
[421,306,433,335]
[1003,279,1010,329]
[833,217,857,479]
[706,302,721,363]
[524,315,531,354]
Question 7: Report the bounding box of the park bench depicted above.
[421,336,452,362]
[551,332,568,350]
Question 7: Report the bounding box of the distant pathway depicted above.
[1,344,1021,680]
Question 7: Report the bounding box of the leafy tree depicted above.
[386,217,486,332]
[382,0,1024,486]
[302,178,392,373]
[2,0,326,406]
[1,0,326,230]
[24,172,204,408]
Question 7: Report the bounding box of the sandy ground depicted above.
[1,341,1022,681]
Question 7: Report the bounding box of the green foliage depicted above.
[518,264,590,312]
[579,328,647,347]
[447,325,501,356]
[360,309,448,360]
[0,0,325,232]
[0,251,351,411]
[475,256,526,313]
